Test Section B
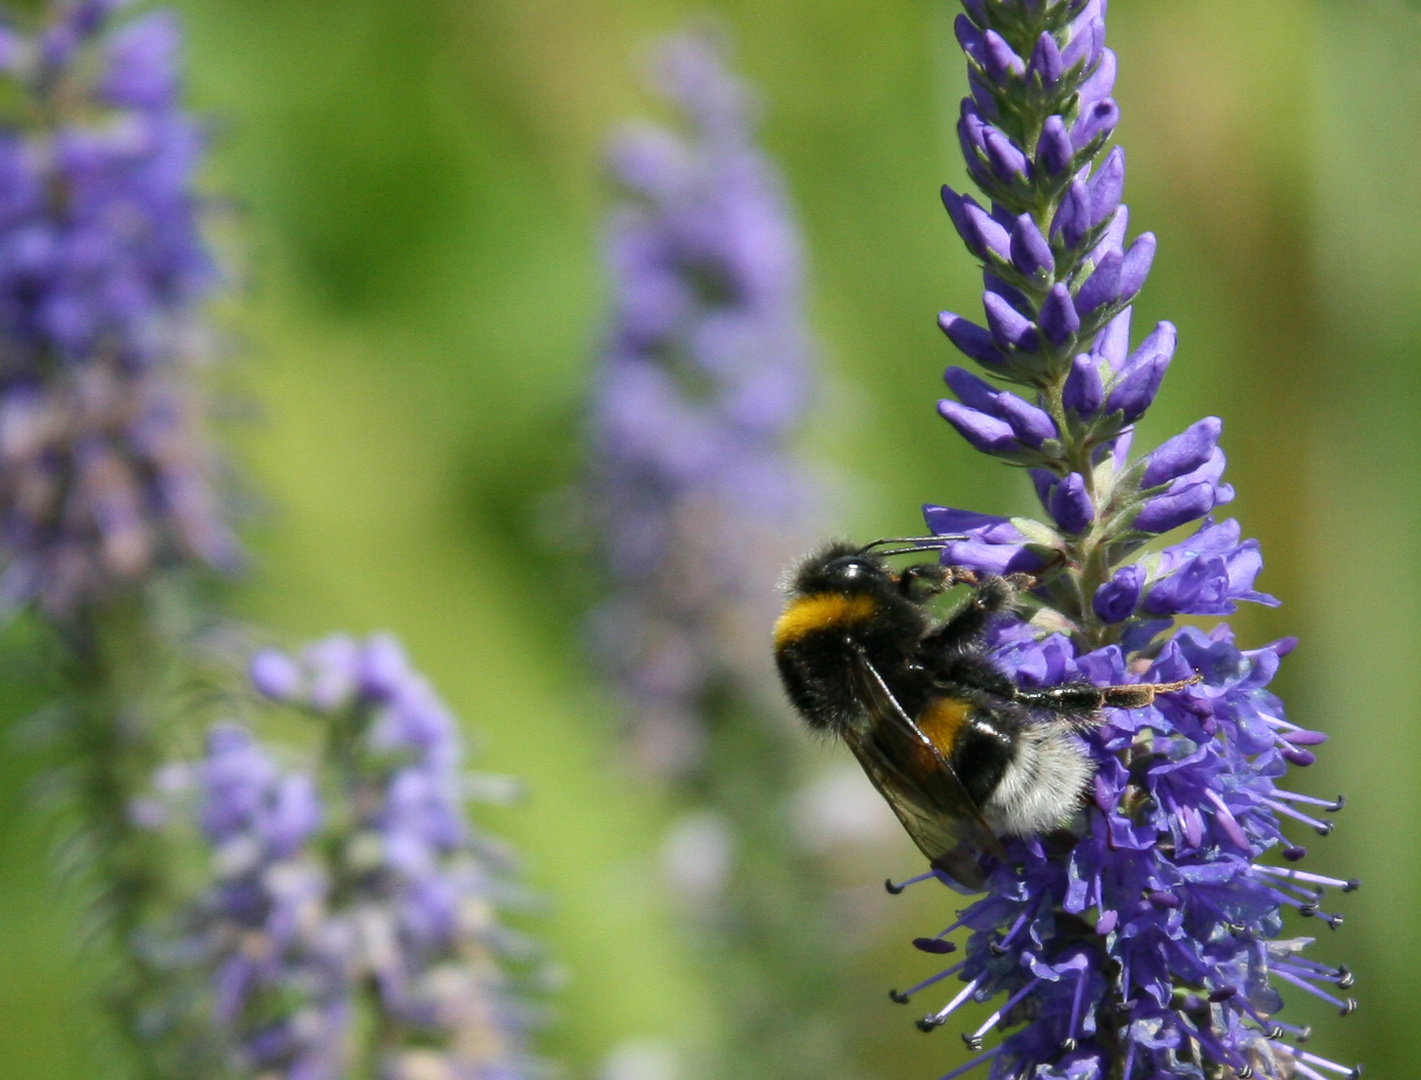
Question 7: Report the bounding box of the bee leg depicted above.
[919,570,1035,654]
[1014,673,1203,719]
[896,562,949,601]
[1097,673,1201,708]
[933,654,1018,699]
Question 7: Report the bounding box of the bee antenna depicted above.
[858,534,966,555]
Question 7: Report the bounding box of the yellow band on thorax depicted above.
[772,592,878,650]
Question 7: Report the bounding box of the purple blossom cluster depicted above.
[185,634,538,1080]
[891,2,1360,1077]
[589,30,818,775]
[0,0,236,618]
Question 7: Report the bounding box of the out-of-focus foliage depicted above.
[0,1,1414,1078]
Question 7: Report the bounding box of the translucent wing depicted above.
[843,647,1006,887]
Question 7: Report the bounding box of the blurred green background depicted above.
[0,0,1415,1076]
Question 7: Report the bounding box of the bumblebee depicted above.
[773,537,1196,889]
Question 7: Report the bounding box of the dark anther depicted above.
[962,1034,984,1052]
[1283,845,1307,862]
[1266,1025,1285,1040]
[1299,904,1318,918]
[1343,878,1361,892]
[1060,1038,1078,1053]
[1328,794,1346,812]
[1350,1065,1363,1078]
[917,1016,944,1033]
[1314,820,1335,837]
[989,941,1008,957]
[885,878,906,895]
[1336,966,1355,989]
[913,937,957,954]
[1227,922,1247,935]
[1327,915,1345,930]
[1339,998,1358,1017]
[1209,987,1238,1003]
[889,989,910,1004]
[1296,1025,1312,1043]
[1238,1066,1254,1078]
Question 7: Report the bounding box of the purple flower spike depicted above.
[160,636,545,1080]
[884,5,1360,1078]
[0,2,237,619]
[592,30,824,779]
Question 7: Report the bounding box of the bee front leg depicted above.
[919,569,1038,654]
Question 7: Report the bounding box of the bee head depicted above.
[787,542,895,599]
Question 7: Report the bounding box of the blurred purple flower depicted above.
[0,0,236,618]
[588,29,820,776]
[178,635,541,1080]
[889,3,1360,1078]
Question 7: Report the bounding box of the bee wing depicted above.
[844,647,1007,878]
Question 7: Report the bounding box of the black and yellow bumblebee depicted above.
[773,537,1196,889]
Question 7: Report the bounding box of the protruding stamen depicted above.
[1273,789,1345,813]
[890,961,965,1004]
[1263,797,1334,835]
[1066,966,1088,1045]
[886,871,934,894]
[933,1045,1002,1080]
[1256,865,1355,893]
[921,975,984,1032]
[1337,965,1355,989]
[964,977,1041,1049]
[1295,1049,1362,1076]
[1270,966,1352,1011]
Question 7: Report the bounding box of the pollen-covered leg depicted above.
[1013,673,1202,717]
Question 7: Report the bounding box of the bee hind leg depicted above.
[1014,673,1201,722]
